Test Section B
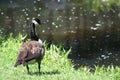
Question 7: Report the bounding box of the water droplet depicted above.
[46,20,49,22]
[34,1,36,3]
[42,30,45,33]
[108,52,112,55]
[24,11,27,14]
[57,17,59,21]
[116,59,118,61]
[100,48,103,51]
[111,9,116,13]
[93,13,96,16]
[1,12,4,15]
[25,8,28,11]
[118,13,120,17]
[48,27,50,30]
[33,7,37,11]
[90,27,99,30]
[10,0,13,4]
[52,22,55,25]
[72,12,75,15]
[101,55,105,57]
[75,17,78,19]
[101,55,109,59]
[58,0,61,2]
[71,31,76,33]
[95,23,101,27]
[73,7,76,10]
[55,26,58,28]
[61,20,64,22]
[22,9,25,12]
[91,36,96,39]
[34,8,37,11]
[78,54,80,57]
[97,57,102,61]
[60,24,62,27]
[16,20,19,23]
[6,16,9,19]
[106,35,110,37]
[25,13,28,16]
[111,21,114,24]
[37,14,41,17]
[69,17,72,20]
[103,14,106,17]
[80,14,83,16]
[26,17,30,20]
[39,8,42,10]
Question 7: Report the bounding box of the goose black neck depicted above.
[30,23,39,41]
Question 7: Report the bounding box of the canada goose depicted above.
[14,18,45,73]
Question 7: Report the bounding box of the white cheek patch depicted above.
[32,20,38,25]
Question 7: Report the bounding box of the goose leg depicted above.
[38,62,41,73]
[26,65,30,73]
[22,60,30,73]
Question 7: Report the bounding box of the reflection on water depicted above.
[0,0,120,66]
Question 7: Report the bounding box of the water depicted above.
[0,0,120,66]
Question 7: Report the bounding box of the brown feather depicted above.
[14,41,45,68]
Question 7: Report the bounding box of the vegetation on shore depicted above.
[0,34,120,80]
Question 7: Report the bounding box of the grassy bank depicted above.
[0,34,120,80]
[70,0,120,11]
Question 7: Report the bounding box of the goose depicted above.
[14,18,45,73]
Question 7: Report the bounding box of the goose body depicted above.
[14,18,45,73]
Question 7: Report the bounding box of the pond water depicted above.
[0,0,120,66]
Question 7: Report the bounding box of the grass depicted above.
[0,34,120,80]
[70,0,120,11]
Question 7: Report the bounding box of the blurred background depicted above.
[0,0,120,68]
